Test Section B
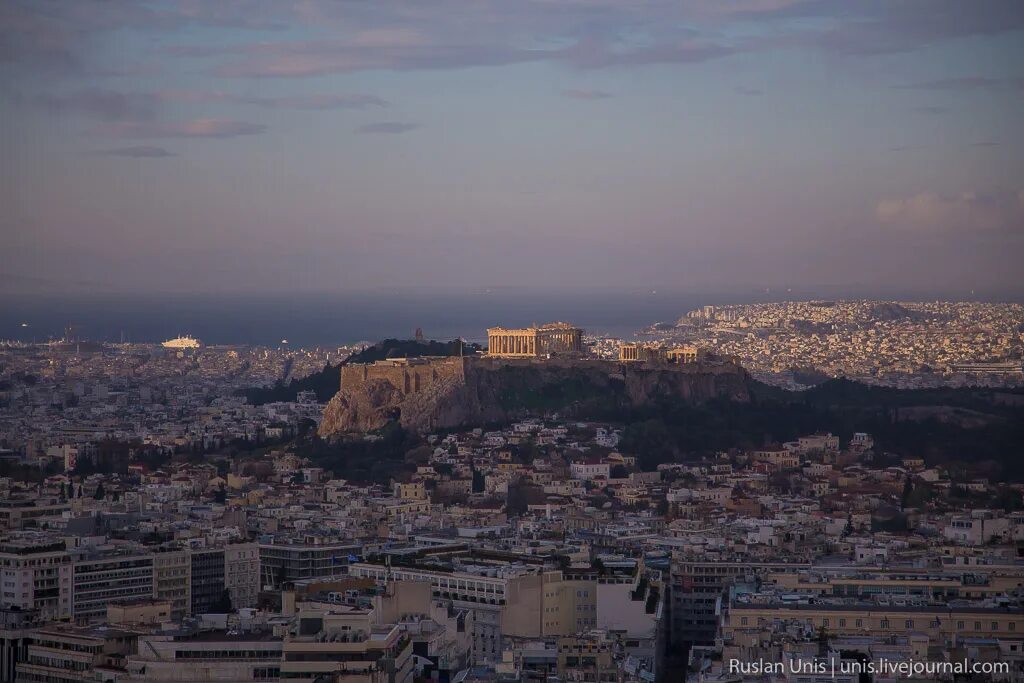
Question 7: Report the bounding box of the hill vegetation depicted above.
[298,378,1024,485]
[242,338,481,405]
[347,338,481,364]
[617,379,1024,477]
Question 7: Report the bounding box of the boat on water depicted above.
[161,335,202,349]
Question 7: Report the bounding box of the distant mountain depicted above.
[868,302,926,322]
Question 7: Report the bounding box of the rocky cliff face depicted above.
[320,358,752,436]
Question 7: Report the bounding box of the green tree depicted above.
[619,419,676,470]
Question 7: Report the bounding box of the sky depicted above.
[2,0,1023,298]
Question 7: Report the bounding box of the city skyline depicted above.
[2,1,1023,295]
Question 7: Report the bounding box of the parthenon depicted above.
[619,342,703,364]
[486,322,584,358]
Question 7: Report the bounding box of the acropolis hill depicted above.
[319,351,752,435]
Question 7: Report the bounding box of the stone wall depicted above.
[340,357,467,397]
[322,357,469,434]
[321,355,752,436]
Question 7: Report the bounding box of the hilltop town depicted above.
[642,300,1024,390]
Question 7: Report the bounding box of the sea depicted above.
[2,286,1020,349]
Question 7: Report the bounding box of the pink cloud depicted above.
[102,119,267,139]
[876,190,1024,232]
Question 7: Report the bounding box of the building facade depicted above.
[487,323,584,358]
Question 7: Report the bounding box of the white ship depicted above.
[161,335,202,349]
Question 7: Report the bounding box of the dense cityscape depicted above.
[0,306,1022,682]
[4,1,1023,681]
[636,301,1024,390]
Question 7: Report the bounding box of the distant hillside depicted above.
[739,378,1024,479]
[241,363,342,405]
[799,377,1024,412]
[868,302,929,322]
[242,338,481,405]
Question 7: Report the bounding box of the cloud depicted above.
[809,0,1024,56]
[170,34,735,78]
[893,76,1024,91]
[93,145,176,158]
[102,119,267,139]
[205,43,545,78]
[243,93,388,109]
[0,1,189,75]
[160,91,389,110]
[357,122,418,134]
[562,89,612,100]
[912,105,948,115]
[876,190,1024,232]
[29,88,387,132]
[6,0,1024,82]
[33,88,160,121]
[560,38,736,69]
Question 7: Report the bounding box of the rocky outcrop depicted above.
[320,357,752,436]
